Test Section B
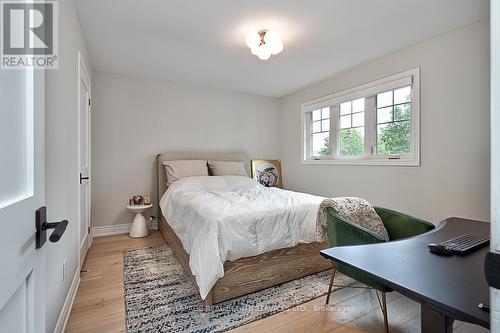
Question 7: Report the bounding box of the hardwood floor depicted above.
[65,232,488,333]
[65,231,166,333]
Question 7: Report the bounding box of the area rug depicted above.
[123,245,352,333]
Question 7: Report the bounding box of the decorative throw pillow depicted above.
[163,160,208,187]
[208,161,248,177]
[316,197,389,241]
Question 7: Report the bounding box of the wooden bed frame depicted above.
[156,153,331,306]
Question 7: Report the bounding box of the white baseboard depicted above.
[93,219,158,237]
[53,265,80,333]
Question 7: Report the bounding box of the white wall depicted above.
[279,19,490,223]
[92,19,490,228]
[45,0,92,331]
[91,72,280,227]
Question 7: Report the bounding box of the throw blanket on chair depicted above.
[316,197,389,241]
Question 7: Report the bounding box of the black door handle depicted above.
[35,207,69,249]
[80,173,89,184]
[46,220,68,242]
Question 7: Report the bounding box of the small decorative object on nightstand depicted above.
[126,204,152,238]
[132,195,144,205]
[143,193,151,205]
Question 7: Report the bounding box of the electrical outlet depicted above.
[62,259,68,282]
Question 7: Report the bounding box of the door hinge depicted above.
[88,98,91,106]
[88,226,91,233]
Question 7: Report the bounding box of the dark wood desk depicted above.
[320,217,490,333]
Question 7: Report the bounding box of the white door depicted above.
[491,0,500,331]
[0,67,45,332]
[78,53,92,266]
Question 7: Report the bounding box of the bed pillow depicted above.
[163,160,208,186]
[208,160,249,177]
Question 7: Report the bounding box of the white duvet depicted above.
[159,175,325,299]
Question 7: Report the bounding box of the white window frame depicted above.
[301,68,420,166]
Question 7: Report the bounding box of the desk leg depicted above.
[421,304,454,333]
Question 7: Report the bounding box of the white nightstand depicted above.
[126,204,153,238]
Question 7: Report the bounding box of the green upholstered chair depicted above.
[325,206,435,333]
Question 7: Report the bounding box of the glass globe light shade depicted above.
[246,31,261,49]
[264,30,280,45]
[256,44,271,60]
[268,39,284,55]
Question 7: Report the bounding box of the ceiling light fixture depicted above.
[246,29,283,60]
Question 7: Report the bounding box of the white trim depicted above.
[301,158,419,167]
[301,68,420,166]
[93,220,159,237]
[89,227,94,247]
[302,69,415,112]
[53,266,80,333]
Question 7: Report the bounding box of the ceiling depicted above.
[75,0,489,97]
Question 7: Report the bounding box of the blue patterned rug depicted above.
[123,245,351,333]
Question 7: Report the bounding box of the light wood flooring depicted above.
[65,231,489,333]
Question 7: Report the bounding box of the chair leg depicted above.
[382,292,389,333]
[325,268,336,305]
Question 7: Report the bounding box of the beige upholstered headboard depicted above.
[156,152,251,218]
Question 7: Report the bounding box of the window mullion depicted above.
[305,113,312,159]
[364,96,376,157]
[330,105,338,158]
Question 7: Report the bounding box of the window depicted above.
[376,86,411,155]
[339,98,364,157]
[302,68,420,166]
[311,108,330,156]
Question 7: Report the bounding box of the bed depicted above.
[156,153,331,306]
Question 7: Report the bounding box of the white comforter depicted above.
[159,175,324,299]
